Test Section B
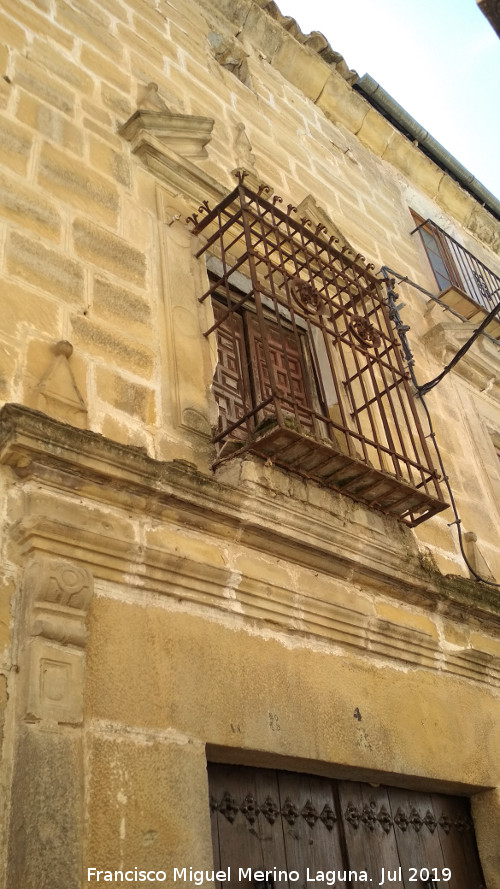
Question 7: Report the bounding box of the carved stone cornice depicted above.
[120,110,215,159]
[12,515,500,689]
[120,110,226,203]
[1,404,499,635]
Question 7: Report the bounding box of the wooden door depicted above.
[210,764,290,889]
[209,765,486,889]
[338,781,404,887]
[212,302,316,438]
[212,303,252,439]
[210,765,346,889]
[246,315,314,430]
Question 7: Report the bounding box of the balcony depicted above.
[191,182,447,526]
[411,216,500,338]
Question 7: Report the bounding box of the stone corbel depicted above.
[21,557,93,725]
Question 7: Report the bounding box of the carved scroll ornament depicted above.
[25,557,93,647]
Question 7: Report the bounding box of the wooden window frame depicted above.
[410,211,463,294]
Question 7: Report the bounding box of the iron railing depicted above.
[191,180,447,526]
[411,218,500,313]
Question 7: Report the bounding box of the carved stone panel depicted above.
[19,558,93,724]
[25,640,84,724]
[25,557,93,648]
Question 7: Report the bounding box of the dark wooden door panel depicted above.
[430,794,486,889]
[338,781,404,887]
[209,765,486,889]
[278,772,345,889]
[247,315,314,429]
[212,303,252,439]
[209,764,289,889]
[386,787,449,889]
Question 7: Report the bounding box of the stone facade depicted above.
[0,1,499,887]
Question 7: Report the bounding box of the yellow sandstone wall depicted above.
[0,0,499,887]
[0,0,498,567]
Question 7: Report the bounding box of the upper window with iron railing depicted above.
[410,213,500,321]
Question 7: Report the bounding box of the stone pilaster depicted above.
[7,558,93,889]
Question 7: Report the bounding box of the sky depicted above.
[279,0,500,201]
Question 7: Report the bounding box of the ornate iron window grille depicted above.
[191,182,447,526]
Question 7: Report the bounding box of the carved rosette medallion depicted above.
[349,314,382,349]
[290,277,324,315]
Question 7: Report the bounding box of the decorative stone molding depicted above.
[208,31,251,86]
[295,194,371,270]
[156,188,215,438]
[30,340,87,429]
[121,110,226,203]
[198,0,497,237]
[136,81,171,113]
[25,557,93,647]
[6,555,92,887]
[233,121,256,171]
[20,557,93,725]
[12,514,500,690]
[121,109,214,159]
[0,407,499,689]
[0,403,496,620]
